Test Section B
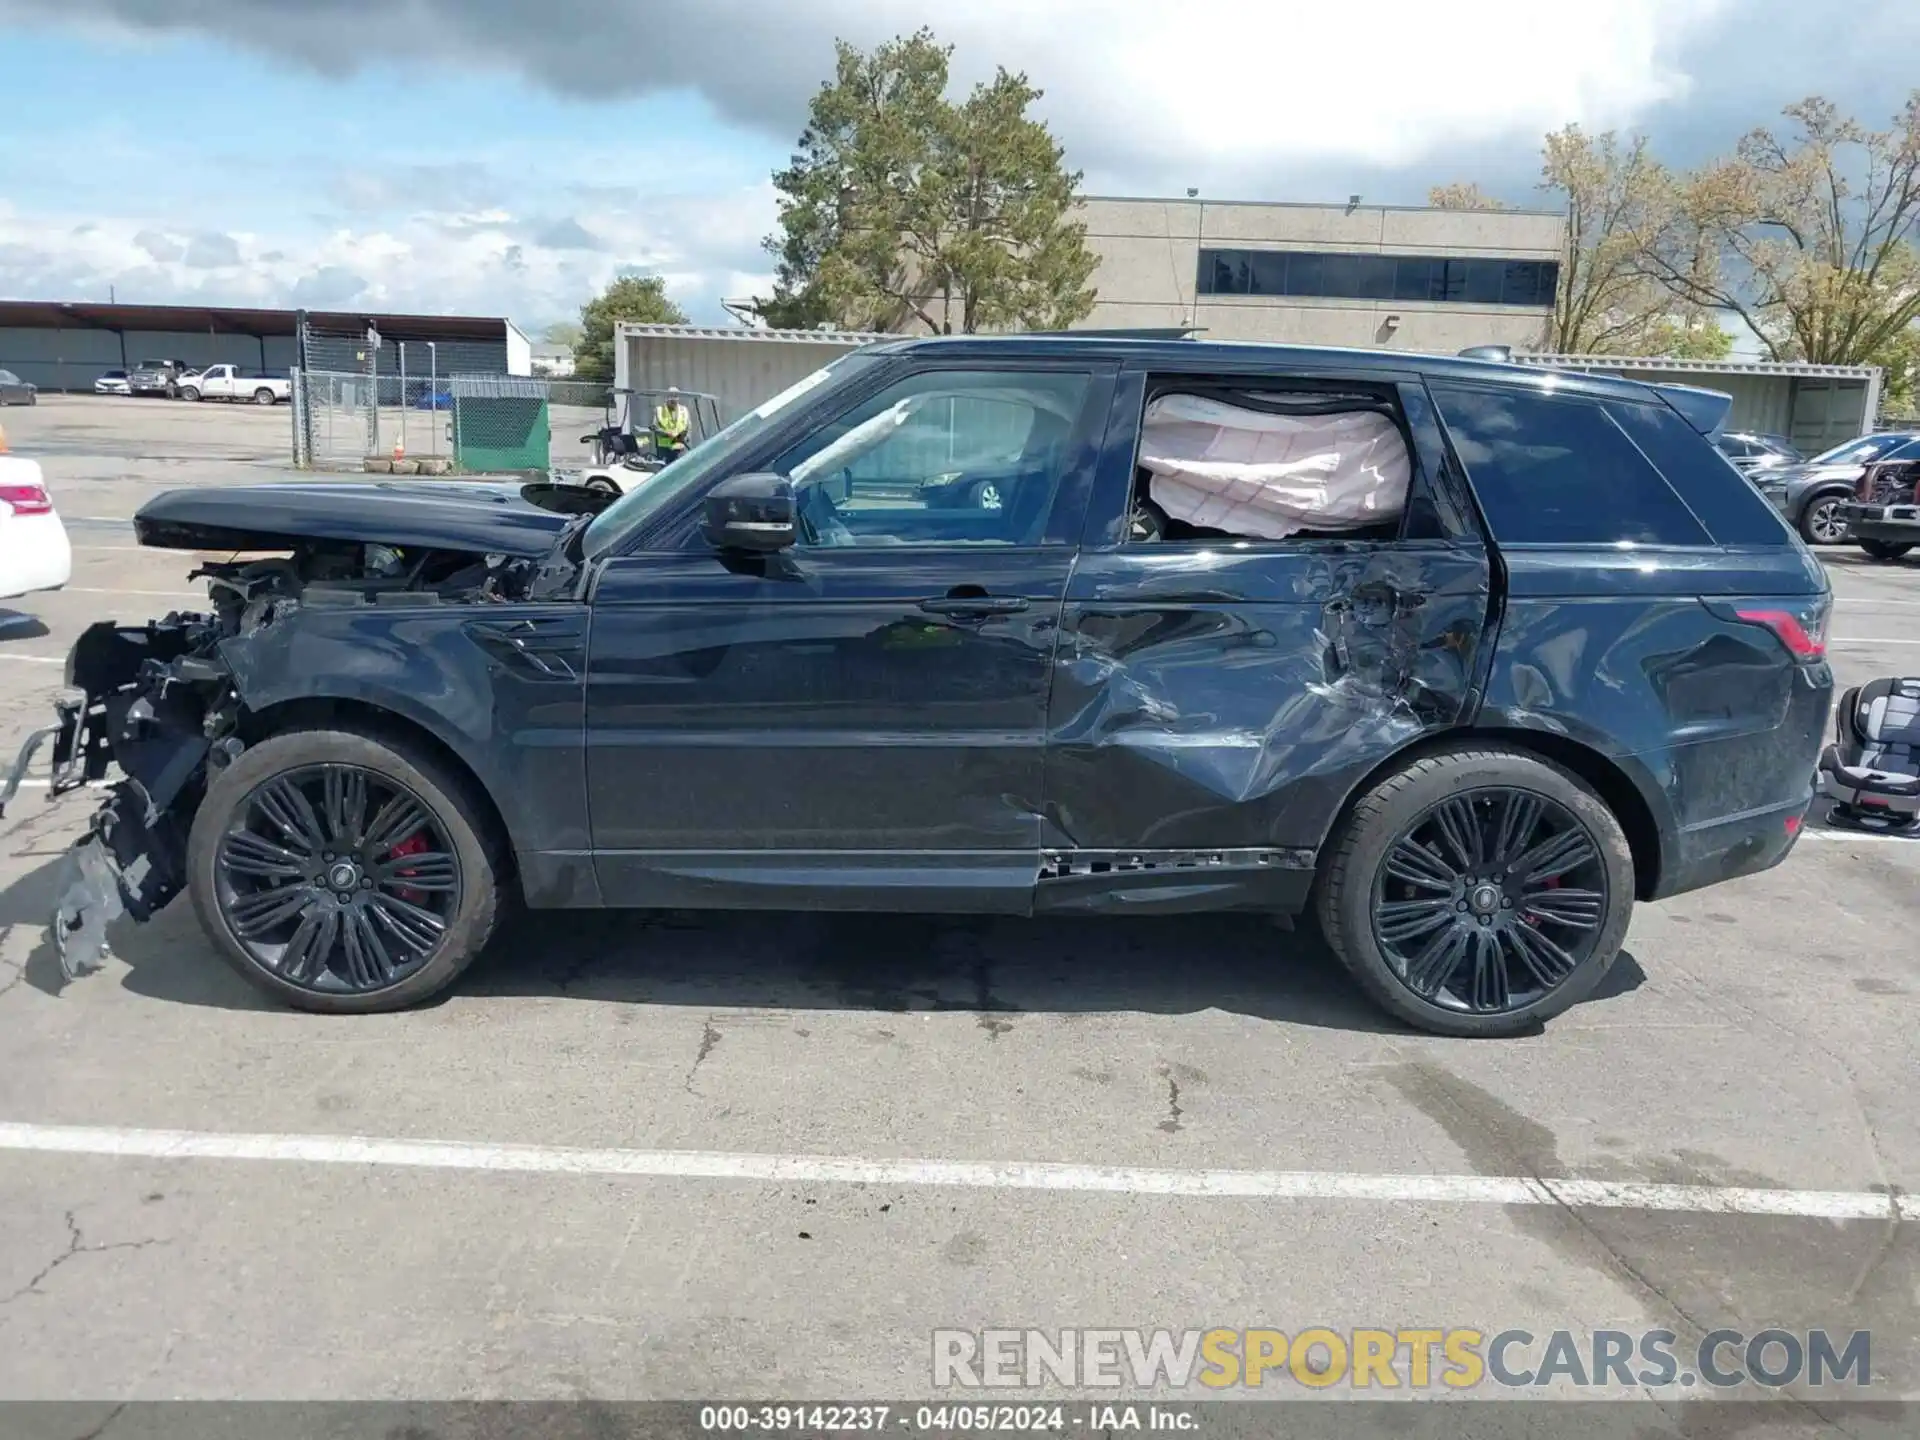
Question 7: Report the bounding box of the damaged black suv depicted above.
[2,337,1833,1037]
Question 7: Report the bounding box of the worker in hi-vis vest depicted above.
[652,387,692,458]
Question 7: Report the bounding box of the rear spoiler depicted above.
[1649,382,1733,436]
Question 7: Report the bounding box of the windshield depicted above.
[581,351,878,558]
[1809,433,1911,465]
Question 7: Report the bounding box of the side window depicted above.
[1430,383,1711,546]
[769,369,1091,548]
[1716,436,1754,459]
[1610,402,1792,546]
[1126,380,1417,545]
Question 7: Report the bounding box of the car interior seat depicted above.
[1819,676,1920,831]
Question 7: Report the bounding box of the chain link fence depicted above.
[292,369,614,474]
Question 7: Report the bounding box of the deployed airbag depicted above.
[1139,394,1410,539]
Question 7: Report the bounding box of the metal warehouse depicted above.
[616,324,892,421]
[0,301,532,392]
[1515,354,1885,454]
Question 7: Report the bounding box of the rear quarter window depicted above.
[1430,382,1711,546]
[1608,401,1794,546]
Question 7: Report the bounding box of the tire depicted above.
[584,476,620,496]
[187,726,506,1014]
[1860,539,1914,561]
[254,388,277,406]
[1798,494,1848,545]
[1315,745,1635,1038]
[179,386,201,402]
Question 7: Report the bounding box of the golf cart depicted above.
[576,386,722,494]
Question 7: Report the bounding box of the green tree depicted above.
[1639,95,1920,366]
[762,28,1097,334]
[1434,128,1722,356]
[542,320,582,347]
[572,274,688,381]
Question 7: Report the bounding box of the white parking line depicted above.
[0,1121,1913,1220]
[0,653,62,665]
[1828,636,1920,646]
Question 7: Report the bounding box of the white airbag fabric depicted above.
[1139,395,1410,539]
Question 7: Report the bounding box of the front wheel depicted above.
[254,388,278,405]
[1860,538,1914,561]
[179,386,201,402]
[1798,495,1848,545]
[187,727,505,1013]
[1316,746,1635,1038]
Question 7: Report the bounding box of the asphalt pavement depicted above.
[0,397,1916,1428]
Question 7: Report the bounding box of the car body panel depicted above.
[133,479,576,557]
[0,369,38,406]
[0,456,73,599]
[214,599,598,905]
[584,547,1072,913]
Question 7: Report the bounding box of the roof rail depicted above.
[1068,327,1202,340]
[1457,345,1514,362]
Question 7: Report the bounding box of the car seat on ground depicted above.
[1819,676,1920,831]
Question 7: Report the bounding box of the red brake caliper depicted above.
[387,833,430,904]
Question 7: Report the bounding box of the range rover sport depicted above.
[1,336,1833,1037]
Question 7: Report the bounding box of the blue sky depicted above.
[1,0,1915,338]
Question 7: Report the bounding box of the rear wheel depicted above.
[1798,494,1848,545]
[187,727,504,1013]
[1860,538,1914,561]
[1316,746,1635,1038]
[254,387,277,405]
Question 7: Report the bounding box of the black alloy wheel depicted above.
[213,763,461,994]
[1369,788,1609,1016]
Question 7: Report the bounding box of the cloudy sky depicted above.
[1,0,1915,335]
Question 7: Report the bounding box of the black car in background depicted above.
[4,337,1833,1039]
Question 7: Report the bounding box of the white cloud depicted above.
[0,183,778,328]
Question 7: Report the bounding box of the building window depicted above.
[1197,249,1560,306]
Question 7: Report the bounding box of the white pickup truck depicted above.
[179,365,291,406]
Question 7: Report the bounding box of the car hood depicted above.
[133,480,579,557]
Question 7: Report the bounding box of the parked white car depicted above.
[179,364,291,405]
[94,368,132,396]
[0,435,71,601]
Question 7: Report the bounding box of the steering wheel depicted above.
[796,482,856,547]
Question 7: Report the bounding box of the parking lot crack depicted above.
[67,1400,128,1440]
[684,1018,722,1093]
[1,1211,167,1307]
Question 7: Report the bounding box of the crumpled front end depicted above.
[0,608,243,979]
[0,531,557,982]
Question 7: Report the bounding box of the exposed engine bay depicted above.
[0,530,568,981]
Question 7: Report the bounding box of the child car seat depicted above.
[1819,676,1920,831]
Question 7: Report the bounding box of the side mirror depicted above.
[702,472,796,552]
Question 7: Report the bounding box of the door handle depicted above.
[918,595,1030,617]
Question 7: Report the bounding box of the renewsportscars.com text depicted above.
[932,1327,1872,1391]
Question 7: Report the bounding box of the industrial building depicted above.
[615,324,892,420]
[0,300,531,391]
[1072,195,1566,352]
[1515,354,1885,456]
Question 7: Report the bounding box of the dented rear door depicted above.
[1041,368,1493,875]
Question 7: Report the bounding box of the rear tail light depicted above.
[0,482,53,517]
[1710,595,1830,662]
